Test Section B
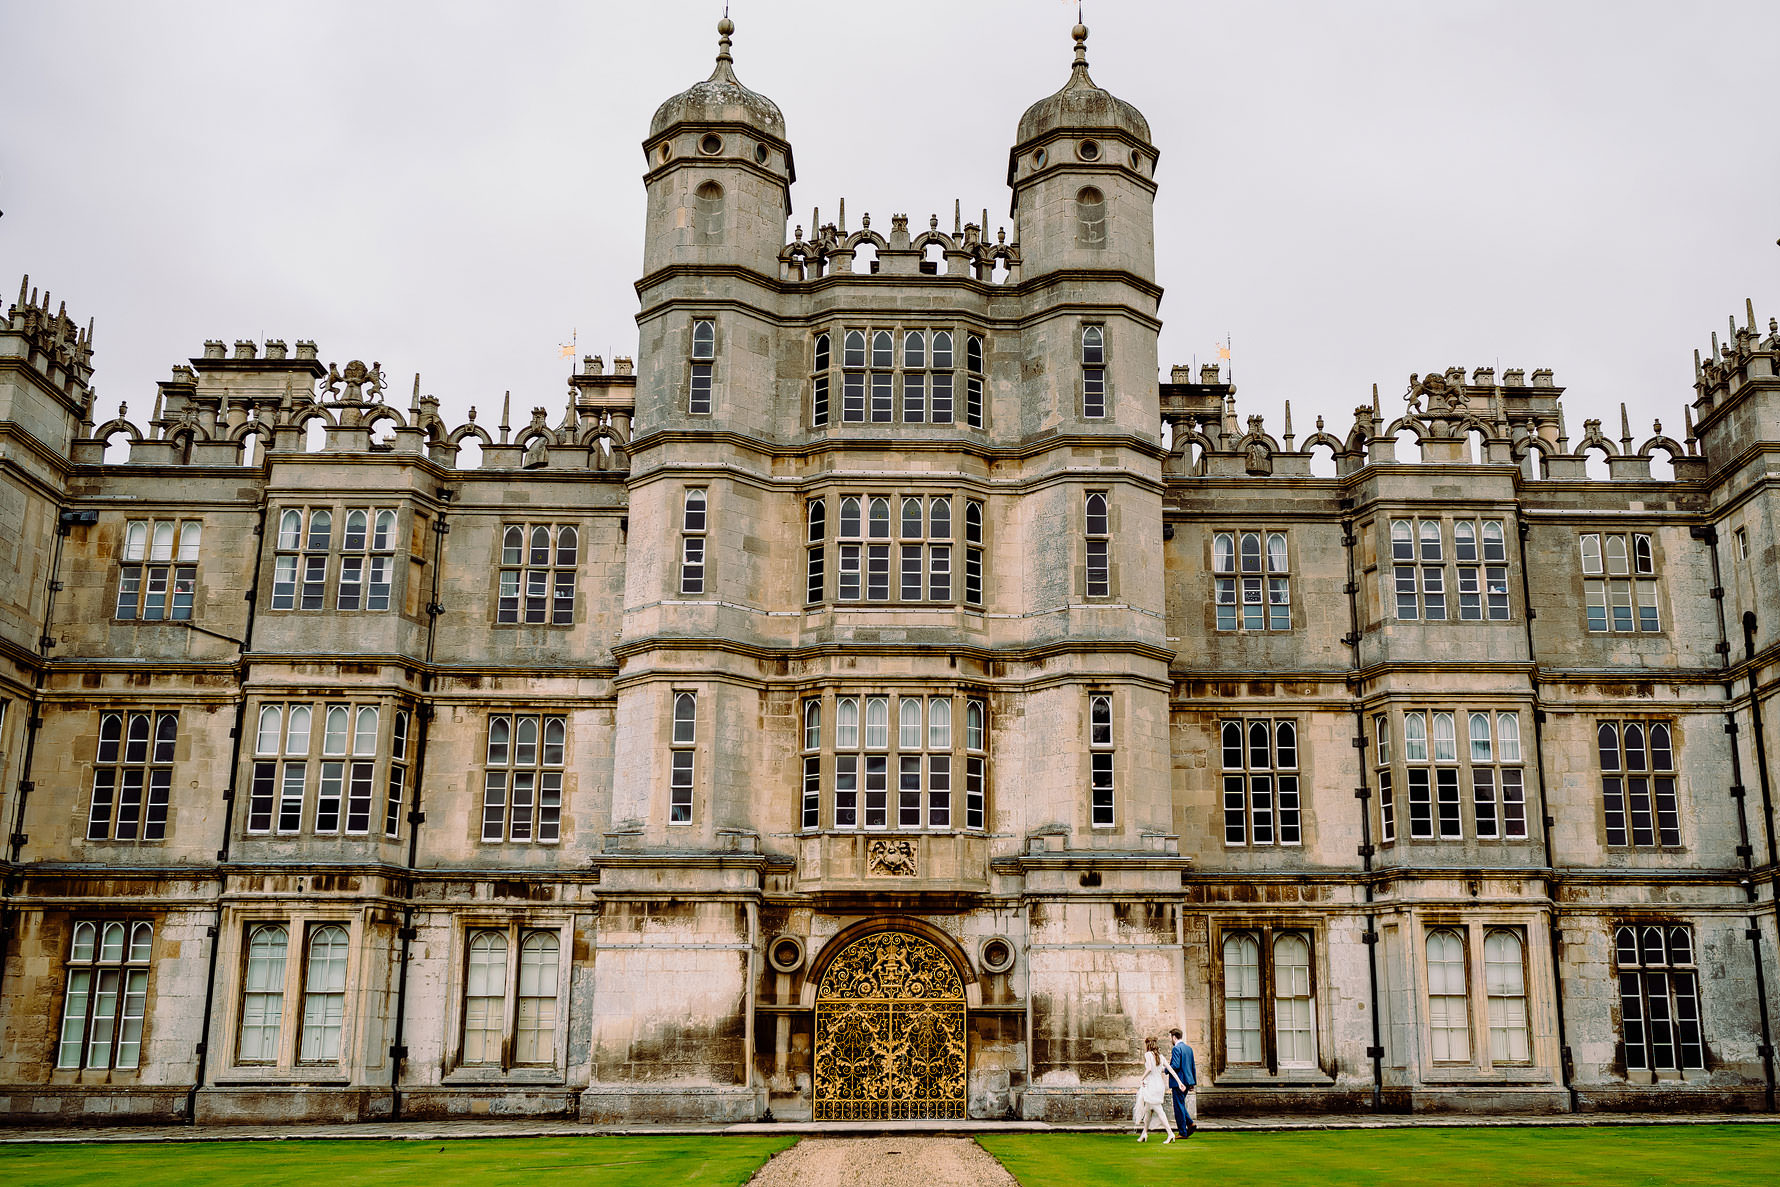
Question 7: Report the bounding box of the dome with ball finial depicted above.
[649,17,786,141]
[1015,23,1150,147]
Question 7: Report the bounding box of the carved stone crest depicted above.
[321,359,387,404]
[1406,370,1468,415]
[866,837,917,877]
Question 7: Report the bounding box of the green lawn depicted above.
[0,1135,799,1187]
[977,1126,1780,1187]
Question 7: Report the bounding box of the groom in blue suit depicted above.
[1168,1027,1197,1137]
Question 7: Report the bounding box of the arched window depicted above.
[1240,531,1262,572]
[804,700,822,750]
[901,497,923,539]
[353,706,378,755]
[903,330,925,368]
[323,706,349,755]
[300,924,350,1061]
[694,181,724,242]
[1274,933,1315,1066]
[276,511,301,551]
[929,698,951,748]
[239,924,288,1062]
[257,705,283,755]
[1484,930,1529,1062]
[373,510,397,550]
[929,497,950,540]
[463,930,508,1064]
[344,510,367,551]
[1426,929,1470,1062]
[306,509,331,552]
[1081,326,1106,418]
[836,697,859,748]
[843,330,866,368]
[872,330,893,368]
[864,696,890,749]
[1223,933,1262,1063]
[1085,493,1110,597]
[899,697,922,748]
[1076,187,1106,247]
[516,931,559,1064]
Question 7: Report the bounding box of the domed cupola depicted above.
[1015,24,1150,149]
[648,18,792,175]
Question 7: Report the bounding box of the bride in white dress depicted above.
[1133,1035,1178,1142]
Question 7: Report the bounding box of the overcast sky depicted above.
[3,1,1775,458]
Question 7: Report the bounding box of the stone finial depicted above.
[233,340,257,359]
[203,340,226,359]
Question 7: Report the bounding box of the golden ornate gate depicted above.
[813,931,967,1120]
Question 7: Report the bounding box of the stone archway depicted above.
[813,931,967,1120]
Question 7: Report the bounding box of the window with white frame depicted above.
[1081,326,1106,419]
[1452,519,1511,621]
[461,927,561,1069]
[836,327,960,426]
[115,519,200,621]
[236,920,354,1067]
[498,523,578,625]
[1089,693,1114,828]
[87,710,177,842]
[689,318,715,415]
[805,498,826,604]
[1390,518,1446,620]
[246,702,387,837]
[271,507,397,613]
[1384,708,1526,842]
[679,489,707,595]
[384,709,409,838]
[811,332,831,426]
[1616,924,1703,1074]
[1221,718,1301,846]
[1425,928,1471,1062]
[1085,492,1111,598]
[1221,929,1316,1071]
[1581,531,1659,633]
[829,493,954,604]
[1597,721,1680,847]
[481,713,565,843]
[299,924,349,1061]
[963,499,985,607]
[818,692,982,830]
[1213,530,1291,631]
[965,333,985,429]
[670,692,696,824]
[237,924,288,1062]
[1484,929,1531,1062]
[56,921,152,1070]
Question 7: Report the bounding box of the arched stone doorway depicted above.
[813,931,966,1120]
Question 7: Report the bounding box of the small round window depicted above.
[754,143,770,164]
[1033,147,1048,168]
[1130,151,1144,171]
[700,133,723,155]
[658,144,673,164]
[1078,139,1101,161]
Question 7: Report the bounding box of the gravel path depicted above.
[747,1136,1021,1187]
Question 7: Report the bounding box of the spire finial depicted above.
[1072,22,1089,69]
[717,15,734,64]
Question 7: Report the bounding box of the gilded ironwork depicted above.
[813,931,966,1120]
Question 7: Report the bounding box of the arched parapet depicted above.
[1572,419,1620,458]
[90,418,143,444]
[514,424,560,451]
[1636,434,1686,460]
[1299,430,1345,455]
[910,229,958,254]
[1381,415,1429,441]
[799,916,981,1010]
[445,422,494,449]
[840,228,888,253]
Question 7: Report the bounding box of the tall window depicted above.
[811,332,831,427]
[817,692,985,831]
[1484,930,1530,1062]
[689,319,715,415]
[670,692,696,824]
[1598,721,1680,847]
[1085,492,1110,598]
[1374,713,1395,843]
[1425,929,1470,1062]
[384,709,409,838]
[246,701,387,838]
[806,498,826,603]
[966,333,985,429]
[116,519,200,620]
[482,714,566,843]
[829,492,954,604]
[1221,930,1316,1071]
[1379,708,1525,843]
[964,499,985,607]
[1081,326,1106,418]
[87,710,177,842]
[238,924,287,1061]
[1089,694,1114,828]
[336,509,397,612]
[680,489,707,595]
[1213,530,1291,631]
[299,924,349,1062]
[1076,187,1106,247]
[1390,518,1445,620]
[1221,718,1301,846]
[1468,711,1525,840]
[836,326,960,426]
[1581,531,1659,633]
[57,921,152,1069]
[462,928,562,1068]
[271,508,397,612]
[1616,924,1703,1073]
[498,523,578,625]
[1453,519,1510,621]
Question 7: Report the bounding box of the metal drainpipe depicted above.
[0,507,72,1007]
[388,497,449,1120]
[185,496,270,1123]
[1514,518,1576,1112]
[1339,507,1385,1112]
[1697,521,1779,1109]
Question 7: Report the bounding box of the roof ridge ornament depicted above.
[710,16,737,84]
[1072,22,1090,77]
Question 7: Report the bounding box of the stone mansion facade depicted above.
[2,21,1778,1125]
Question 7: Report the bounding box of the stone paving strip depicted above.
[1,1112,1776,1144]
[746,1137,1018,1187]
